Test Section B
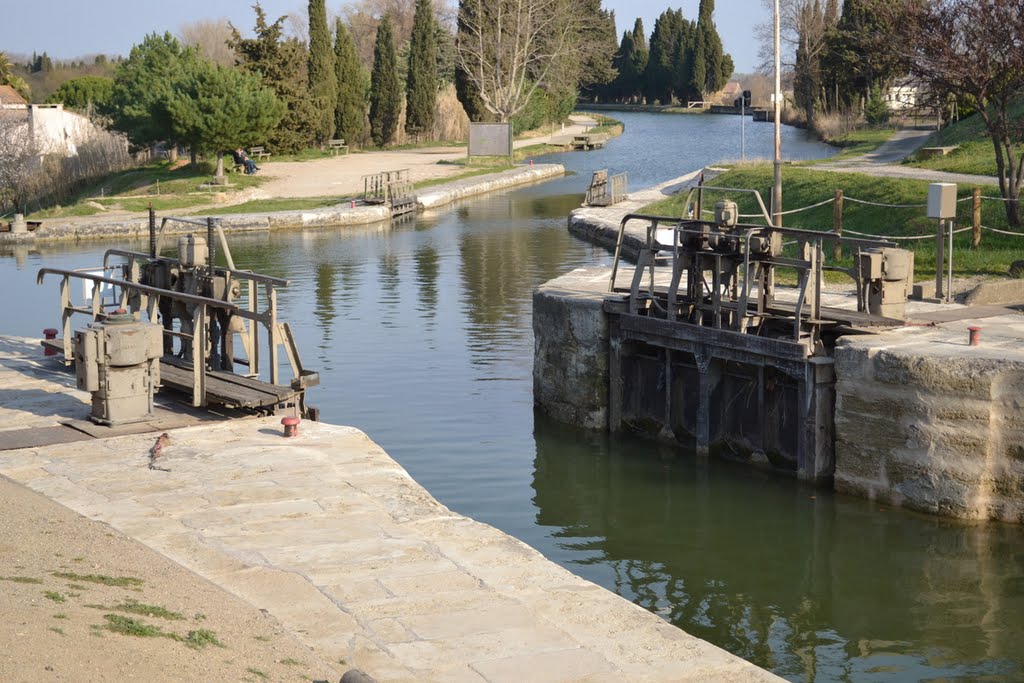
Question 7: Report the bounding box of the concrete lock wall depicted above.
[834,339,1024,523]
[533,269,610,431]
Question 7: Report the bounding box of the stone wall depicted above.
[834,337,1024,523]
[533,268,612,430]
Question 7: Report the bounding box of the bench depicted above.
[328,139,349,155]
[249,146,271,161]
[919,146,959,160]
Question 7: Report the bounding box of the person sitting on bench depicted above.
[232,148,259,175]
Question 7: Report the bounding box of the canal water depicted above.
[3,112,1022,682]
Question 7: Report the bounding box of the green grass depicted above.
[183,628,222,649]
[803,126,897,163]
[246,667,268,680]
[43,591,66,603]
[52,571,143,588]
[279,658,303,666]
[906,99,1024,176]
[101,614,222,648]
[103,614,169,639]
[49,627,65,635]
[641,162,1023,279]
[90,599,184,621]
[26,160,265,220]
[2,576,43,584]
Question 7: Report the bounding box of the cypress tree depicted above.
[645,9,685,104]
[454,0,490,121]
[369,15,401,147]
[692,0,731,98]
[334,19,367,146]
[405,0,438,137]
[307,0,337,144]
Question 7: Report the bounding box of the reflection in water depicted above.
[531,415,1024,682]
[3,112,1023,682]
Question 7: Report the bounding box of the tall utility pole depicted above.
[772,0,782,227]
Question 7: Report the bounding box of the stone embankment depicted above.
[0,164,564,244]
[0,336,780,681]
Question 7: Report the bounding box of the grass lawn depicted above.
[27,160,264,220]
[197,197,345,215]
[905,99,1024,176]
[641,162,1023,280]
[802,126,898,163]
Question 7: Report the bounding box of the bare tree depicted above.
[0,112,42,215]
[879,0,1024,226]
[179,19,237,67]
[455,0,581,122]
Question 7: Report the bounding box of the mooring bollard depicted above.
[43,328,58,356]
[529,159,534,167]
[281,416,300,437]
[968,326,981,346]
[351,200,356,208]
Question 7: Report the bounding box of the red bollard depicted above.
[529,159,534,166]
[351,200,356,208]
[281,416,300,437]
[968,326,981,346]
[43,328,58,356]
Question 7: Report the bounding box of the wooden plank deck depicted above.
[160,356,300,410]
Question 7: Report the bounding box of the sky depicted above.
[4,0,768,74]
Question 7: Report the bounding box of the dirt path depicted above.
[249,116,598,202]
[816,127,1000,186]
[0,475,339,682]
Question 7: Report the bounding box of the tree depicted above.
[106,33,199,154]
[307,0,337,144]
[455,0,583,121]
[694,0,731,97]
[645,9,691,104]
[613,19,648,103]
[179,19,237,67]
[230,6,319,152]
[453,0,490,121]
[406,0,438,137]
[334,19,368,146]
[576,1,619,101]
[0,51,31,100]
[45,76,114,112]
[166,59,283,180]
[0,112,41,214]
[879,0,1024,226]
[369,15,401,146]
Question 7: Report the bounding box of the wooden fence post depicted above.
[972,187,982,248]
[832,189,844,261]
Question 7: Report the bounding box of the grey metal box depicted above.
[927,182,957,219]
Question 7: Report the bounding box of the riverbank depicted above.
[0,335,781,682]
[0,164,565,244]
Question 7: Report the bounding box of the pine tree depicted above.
[307,0,337,144]
[369,15,401,147]
[405,0,438,137]
[576,2,619,101]
[333,19,367,147]
[166,59,284,179]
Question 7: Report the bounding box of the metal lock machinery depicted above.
[74,311,164,425]
[859,247,914,319]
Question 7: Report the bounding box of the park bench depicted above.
[249,146,271,161]
[918,146,959,160]
[328,138,349,155]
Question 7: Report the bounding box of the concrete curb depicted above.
[417,164,564,209]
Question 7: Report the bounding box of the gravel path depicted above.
[815,127,1000,186]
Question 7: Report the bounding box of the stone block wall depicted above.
[533,269,612,430]
[834,338,1024,523]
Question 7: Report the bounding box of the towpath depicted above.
[814,127,1000,186]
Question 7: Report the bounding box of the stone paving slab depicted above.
[0,340,779,682]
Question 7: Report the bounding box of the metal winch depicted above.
[74,310,164,425]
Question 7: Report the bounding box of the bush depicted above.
[865,86,890,126]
